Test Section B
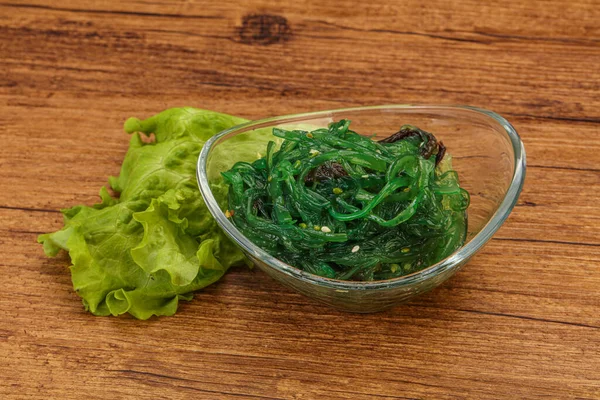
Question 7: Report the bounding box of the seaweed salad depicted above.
[222,120,469,281]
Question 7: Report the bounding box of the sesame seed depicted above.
[362,174,369,178]
[401,247,410,253]
[309,149,320,157]
[351,245,360,253]
[321,226,331,233]
[403,187,410,192]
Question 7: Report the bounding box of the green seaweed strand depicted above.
[222,120,469,281]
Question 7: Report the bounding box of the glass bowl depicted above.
[197,105,526,312]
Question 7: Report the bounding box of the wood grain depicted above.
[1,0,599,399]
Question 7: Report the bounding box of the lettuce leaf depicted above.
[38,107,263,319]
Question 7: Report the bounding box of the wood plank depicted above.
[2,2,599,121]
[1,0,599,399]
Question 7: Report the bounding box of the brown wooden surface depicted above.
[1,0,600,398]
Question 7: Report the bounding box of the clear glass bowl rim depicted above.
[197,104,526,291]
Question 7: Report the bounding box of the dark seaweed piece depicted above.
[419,130,438,159]
[435,141,446,166]
[252,198,269,219]
[377,125,420,144]
[379,125,440,160]
[304,162,348,184]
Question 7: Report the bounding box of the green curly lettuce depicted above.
[38,107,268,319]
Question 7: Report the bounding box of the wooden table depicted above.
[2,1,599,398]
